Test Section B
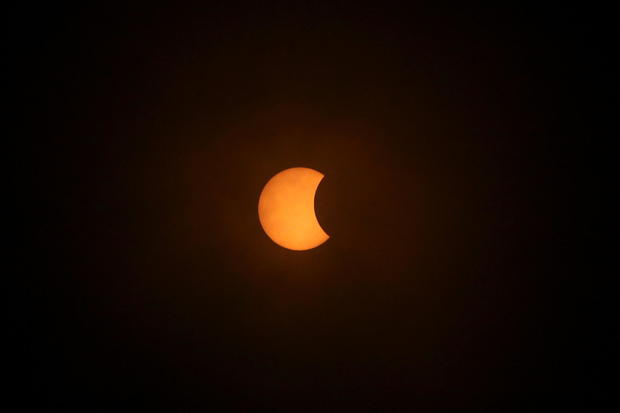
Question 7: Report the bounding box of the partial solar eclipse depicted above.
[258,167,329,251]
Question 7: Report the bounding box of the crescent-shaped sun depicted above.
[258,167,329,251]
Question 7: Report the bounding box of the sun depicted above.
[258,167,329,251]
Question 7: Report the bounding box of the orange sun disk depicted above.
[258,167,329,251]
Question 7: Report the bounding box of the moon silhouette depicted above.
[258,167,330,251]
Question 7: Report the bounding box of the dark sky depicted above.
[21,3,612,411]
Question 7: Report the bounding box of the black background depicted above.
[20,2,612,411]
